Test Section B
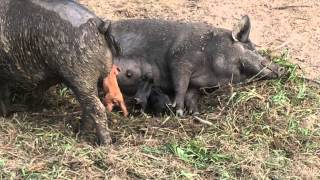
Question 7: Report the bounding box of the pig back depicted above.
[0,0,113,89]
[112,19,212,91]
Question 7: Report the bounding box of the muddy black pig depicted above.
[111,16,285,116]
[0,0,119,144]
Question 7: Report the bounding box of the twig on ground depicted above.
[161,116,171,126]
[5,151,27,160]
[272,41,289,51]
[141,153,163,161]
[30,111,81,117]
[273,5,312,10]
[298,76,320,86]
[194,116,213,126]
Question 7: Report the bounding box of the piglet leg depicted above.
[119,101,128,117]
[102,68,128,117]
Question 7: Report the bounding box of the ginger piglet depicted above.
[103,65,129,117]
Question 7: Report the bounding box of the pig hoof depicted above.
[172,101,176,108]
[193,111,200,116]
[0,103,8,117]
[176,109,184,117]
[134,97,143,104]
[98,135,112,145]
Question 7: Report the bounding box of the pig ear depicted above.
[232,15,251,42]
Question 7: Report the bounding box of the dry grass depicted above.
[0,50,319,179]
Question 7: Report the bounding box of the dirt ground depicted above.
[1,1,320,179]
[79,0,320,80]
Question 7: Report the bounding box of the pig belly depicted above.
[0,53,48,89]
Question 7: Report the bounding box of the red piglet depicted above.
[103,65,129,117]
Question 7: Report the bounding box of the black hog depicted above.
[0,0,119,144]
[146,87,172,115]
[132,76,172,115]
[133,76,153,111]
[112,16,284,116]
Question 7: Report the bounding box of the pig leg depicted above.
[64,77,111,145]
[171,65,192,116]
[0,82,30,115]
[0,82,10,116]
[184,88,200,115]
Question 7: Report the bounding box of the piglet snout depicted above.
[134,97,143,105]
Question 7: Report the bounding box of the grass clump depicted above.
[166,139,231,169]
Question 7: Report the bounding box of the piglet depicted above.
[103,65,129,117]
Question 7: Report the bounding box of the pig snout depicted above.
[134,97,143,105]
[260,59,286,78]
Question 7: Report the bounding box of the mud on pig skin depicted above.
[111,16,285,116]
[0,0,119,145]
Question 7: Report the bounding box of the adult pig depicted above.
[0,0,118,144]
[112,16,284,116]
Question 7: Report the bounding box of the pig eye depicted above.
[126,70,133,78]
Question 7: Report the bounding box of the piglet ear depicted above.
[232,15,251,42]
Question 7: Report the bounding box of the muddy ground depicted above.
[79,0,320,80]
